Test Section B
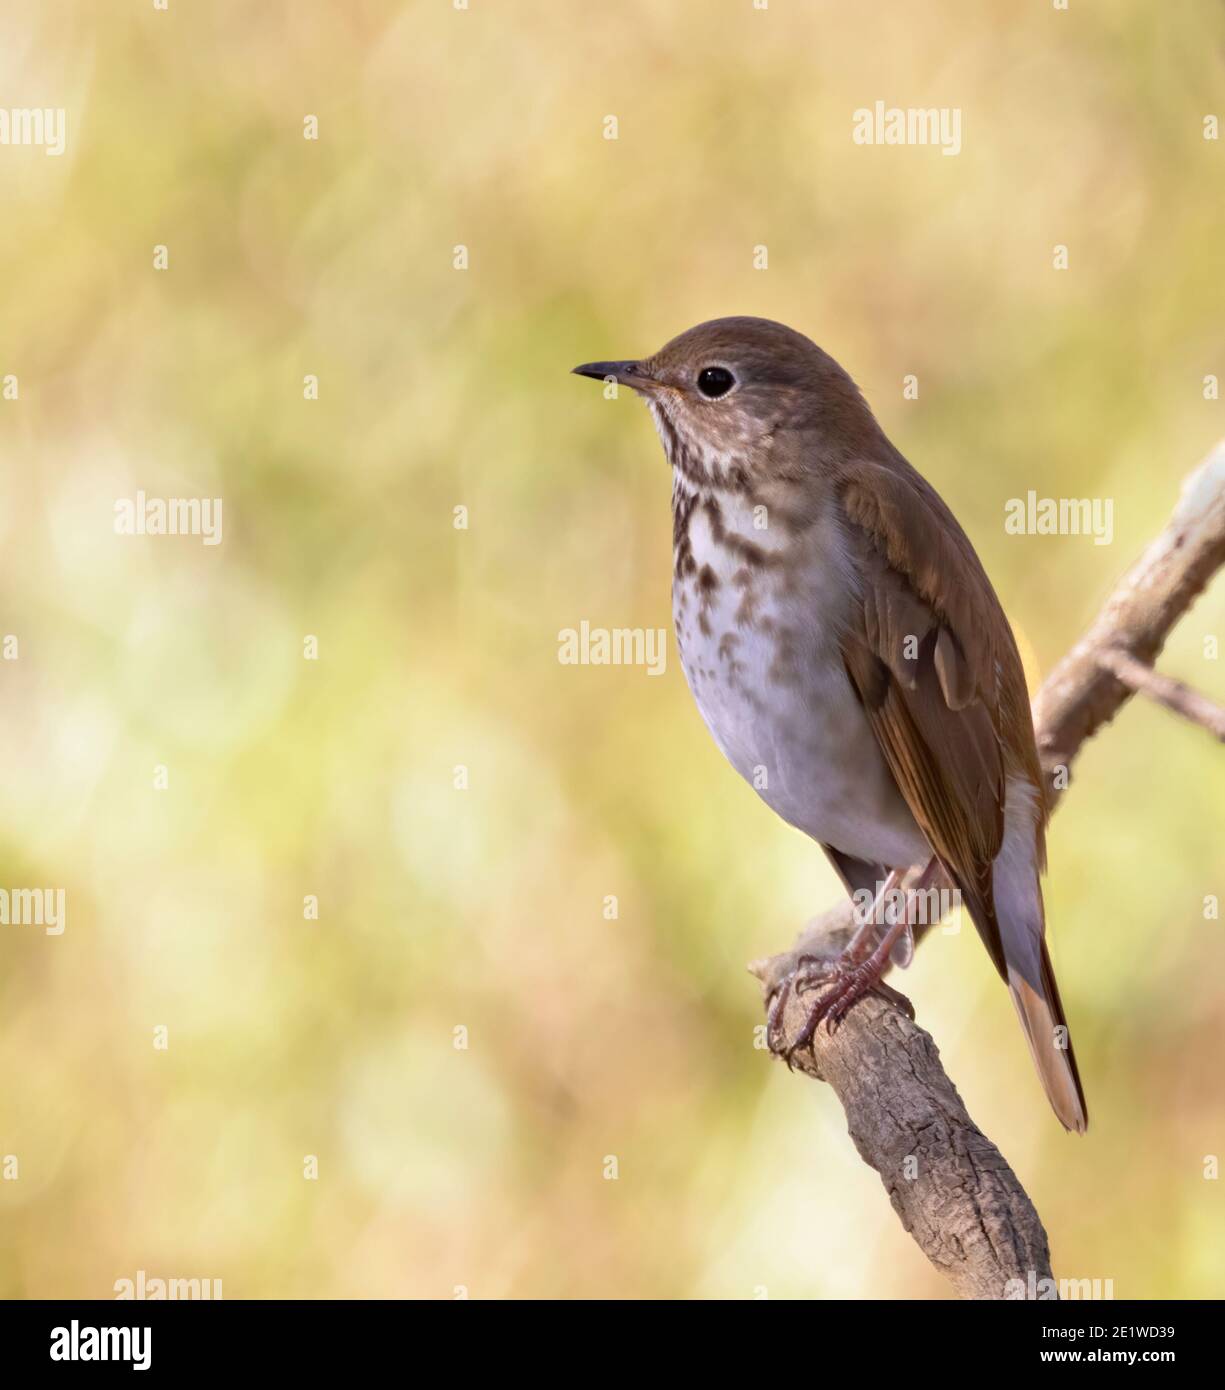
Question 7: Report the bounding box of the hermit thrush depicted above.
[574,316,1088,1132]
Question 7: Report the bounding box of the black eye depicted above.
[697,366,735,399]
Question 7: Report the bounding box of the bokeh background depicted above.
[1,0,1223,1299]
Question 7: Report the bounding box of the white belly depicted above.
[673,489,929,871]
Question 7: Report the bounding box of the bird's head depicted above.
[573,316,880,487]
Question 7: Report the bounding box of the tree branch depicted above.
[754,439,1225,1299]
[1033,439,1225,796]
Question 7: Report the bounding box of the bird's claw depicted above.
[767,954,915,1066]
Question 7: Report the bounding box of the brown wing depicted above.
[836,459,1015,977]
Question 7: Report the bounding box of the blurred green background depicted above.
[1,0,1223,1299]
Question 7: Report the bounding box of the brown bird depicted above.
[574,316,1087,1132]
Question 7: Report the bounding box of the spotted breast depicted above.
[670,469,931,872]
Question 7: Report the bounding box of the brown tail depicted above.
[1007,941,1088,1133]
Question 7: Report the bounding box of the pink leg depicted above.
[840,868,906,963]
[777,859,940,1063]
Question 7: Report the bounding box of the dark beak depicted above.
[571,360,659,392]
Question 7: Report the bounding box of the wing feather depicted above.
[836,461,1015,976]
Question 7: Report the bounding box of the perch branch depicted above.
[754,439,1225,1299]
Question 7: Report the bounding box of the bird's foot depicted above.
[767,948,915,1067]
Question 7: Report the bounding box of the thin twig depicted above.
[1096,647,1225,742]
